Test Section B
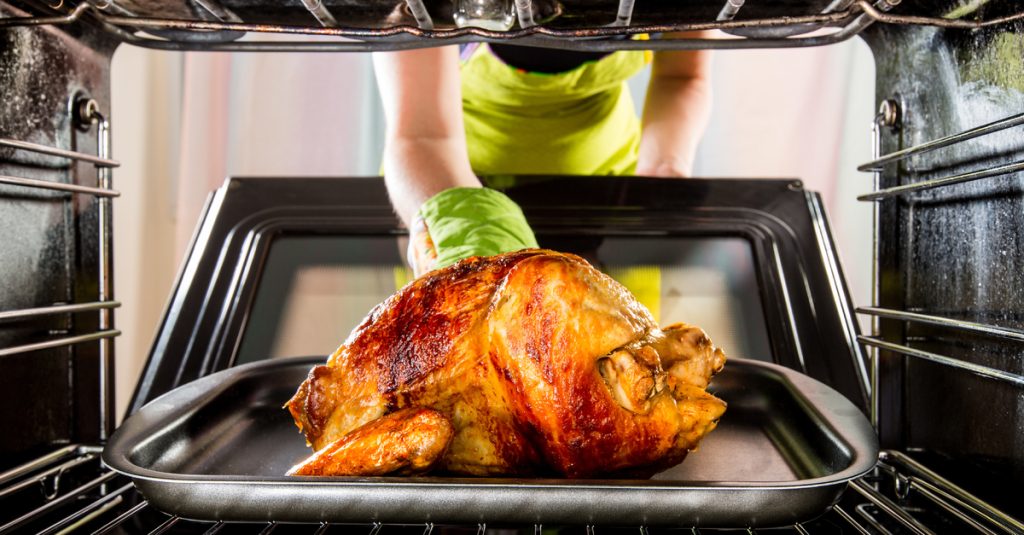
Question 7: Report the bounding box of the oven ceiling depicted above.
[5,0,1020,54]
[84,0,851,28]
[21,0,1010,26]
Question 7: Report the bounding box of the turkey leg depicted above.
[287,407,454,476]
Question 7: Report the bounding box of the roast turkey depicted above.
[286,249,726,478]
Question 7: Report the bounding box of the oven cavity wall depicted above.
[0,1,117,462]
[862,17,1024,517]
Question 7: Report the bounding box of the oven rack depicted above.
[1,446,1020,534]
[854,104,1024,524]
[0,102,121,439]
[855,105,1024,411]
[857,110,1024,202]
[0,138,119,200]
[1,0,1023,52]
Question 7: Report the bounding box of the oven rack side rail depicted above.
[0,446,1021,534]
[856,104,1024,405]
[1,0,1023,52]
[0,103,122,442]
[854,106,1024,395]
[856,104,1024,287]
[855,99,1024,526]
[858,110,1024,202]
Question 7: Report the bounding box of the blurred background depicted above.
[109,37,875,421]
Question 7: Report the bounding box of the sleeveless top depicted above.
[460,43,648,176]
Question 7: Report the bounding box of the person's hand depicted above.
[634,158,693,178]
[407,187,538,278]
[407,215,440,277]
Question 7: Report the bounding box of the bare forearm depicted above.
[374,47,480,226]
[382,136,481,227]
[637,73,712,177]
[636,37,712,178]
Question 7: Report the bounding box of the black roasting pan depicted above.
[104,356,878,527]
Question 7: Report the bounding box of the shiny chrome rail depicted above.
[1,1,1021,51]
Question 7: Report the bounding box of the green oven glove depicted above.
[408,187,539,276]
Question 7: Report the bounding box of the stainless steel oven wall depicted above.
[863,20,1024,516]
[0,1,116,462]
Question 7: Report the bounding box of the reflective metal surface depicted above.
[862,19,1024,517]
[0,1,117,461]
[4,446,1016,534]
[858,335,1024,388]
[0,329,121,358]
[858,112,1024,172]
[858,306,1024,343]
[0,173,120,197]
[2,0,1022,52]
[858,159,1024,201]
[0,137,119,167]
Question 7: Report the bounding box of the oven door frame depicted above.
[128,175,868,414]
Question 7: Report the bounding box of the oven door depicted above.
[129,175,866,412]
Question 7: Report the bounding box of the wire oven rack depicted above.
[1,0,1023,52]
[856,104,1024,427]
[2,446,1022,534]
[0,101,121,442]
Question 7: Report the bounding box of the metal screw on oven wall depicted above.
[878,99,901,131]
[74,98,100,132]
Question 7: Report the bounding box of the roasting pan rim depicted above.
[104,356,878,525]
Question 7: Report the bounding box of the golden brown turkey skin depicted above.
[286,249,726,478]
[287,408,453,476]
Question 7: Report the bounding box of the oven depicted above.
[1,0,1023,533]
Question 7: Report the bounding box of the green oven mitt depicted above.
[408,187,538,276]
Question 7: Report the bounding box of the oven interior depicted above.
[2,0,1024,533]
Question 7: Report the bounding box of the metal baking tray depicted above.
[104,356,878,527]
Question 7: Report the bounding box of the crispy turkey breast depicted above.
[286,249,726,478]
